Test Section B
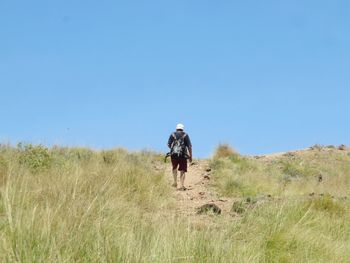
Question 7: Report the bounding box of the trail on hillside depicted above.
[165,160,234,218]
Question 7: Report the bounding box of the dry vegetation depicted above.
[211,144,350,262]
[213,143,238,159]
[0,143,349,262]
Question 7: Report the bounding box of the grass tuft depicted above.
[214,144,239,159]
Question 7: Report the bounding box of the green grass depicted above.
[208,147,350,262]
[0,144,349,262]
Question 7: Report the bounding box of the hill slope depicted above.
[0,144,349,262]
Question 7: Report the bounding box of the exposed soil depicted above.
[165,160,234,218]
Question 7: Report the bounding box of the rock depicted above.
[310,144,324,151]
[256,194,273,201]
[283,152,296,158]
[246,197,258,204]
[199,192,205,196]
[204,175,211,180]
[197,204,221,215]
[338,144,348,151]
[205,168,212,172]
[318,174,323,182]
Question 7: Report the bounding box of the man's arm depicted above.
[188,146,193,163]
[185,134,193,163]
[167,134,174,149]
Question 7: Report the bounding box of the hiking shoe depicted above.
[172,183,178,188]
[179,186,187,191]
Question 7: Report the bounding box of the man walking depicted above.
[167,123,192,190]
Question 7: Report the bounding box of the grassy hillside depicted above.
[0,143,349,262]
[211,144,350,262]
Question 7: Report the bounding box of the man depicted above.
[167,123,193,190]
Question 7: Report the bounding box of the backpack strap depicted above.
[172,132,186,141]
[170,133,177,147]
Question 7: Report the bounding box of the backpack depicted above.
[170,132,188,159]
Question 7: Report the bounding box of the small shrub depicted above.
[18,143,52,171]
[308,194,345,215]
[214,144,238,159]
[232,201,246,214]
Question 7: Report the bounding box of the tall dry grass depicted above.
[210,145,350,262]
[0,144,349,262]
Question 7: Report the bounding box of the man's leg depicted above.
[171,157,178,187]
[178,158,188,190]
[180,171,186,189]
[172,169,178,187]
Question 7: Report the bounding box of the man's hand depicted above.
[189,157,193,163]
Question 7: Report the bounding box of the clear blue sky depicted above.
[1,1,349,157]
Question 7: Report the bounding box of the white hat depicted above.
[176,123,185,130]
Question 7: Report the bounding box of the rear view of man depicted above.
[167,123,192,190]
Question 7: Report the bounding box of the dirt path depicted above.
[165,160,233,218]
